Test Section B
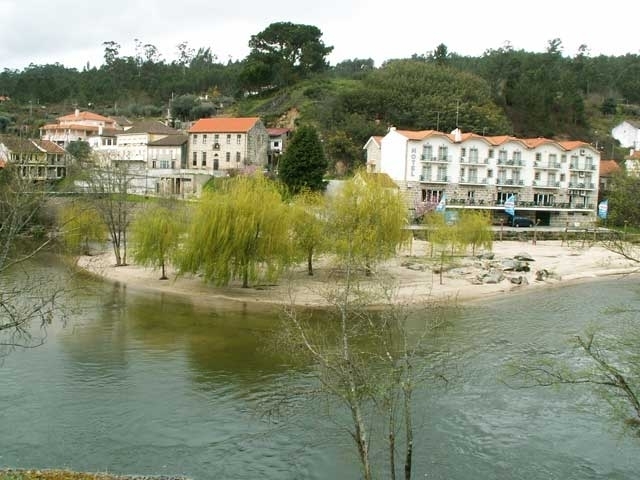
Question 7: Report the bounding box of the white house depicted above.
[40,109,122,147]
[612,120,640,149]
[365,127,601,227]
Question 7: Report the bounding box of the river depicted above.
[1,268,639,479]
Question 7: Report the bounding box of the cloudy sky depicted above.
[2,0,638,71]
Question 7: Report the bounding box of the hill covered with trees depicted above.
[1,22,638,171]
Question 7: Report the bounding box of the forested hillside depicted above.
[1,22,638,170]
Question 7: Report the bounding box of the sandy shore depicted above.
[76,239,639,310]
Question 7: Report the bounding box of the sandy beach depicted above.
[76,238,640,310]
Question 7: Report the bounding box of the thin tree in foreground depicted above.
[506,320,640,438]
[279,253,451,479]
[0,167,68,357]
[131,200,185,280]
[177,174,292,288]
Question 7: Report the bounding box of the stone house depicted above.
[187,117,268,175]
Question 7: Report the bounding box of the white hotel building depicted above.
[364,128,601,227]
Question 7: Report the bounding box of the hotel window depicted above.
[192,152,197,166]
[226,134,231,145]
[202,152,207,166]
[192,134,198,144]
[236,152,241,163]
[226,152,231,162]
[237,134,241,145]
[202,134,207,145]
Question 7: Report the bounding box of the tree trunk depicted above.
[242,264,249,288]
[160,258,167,280]
[307,248,314,276]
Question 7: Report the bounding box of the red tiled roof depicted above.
[599,159,621,176]
[267,127,290,136]
[189,117,261,133]
[34,140,66,153]
[42,123,99,132]
[58,110,115,123]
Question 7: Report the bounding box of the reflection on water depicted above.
[0,270,639,479]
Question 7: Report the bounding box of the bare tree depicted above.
[83,163,136,266]
[278,252,451,479]
[505,322,640,438]
[0,167,68,357]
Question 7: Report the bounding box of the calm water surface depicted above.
[1,271,639,479]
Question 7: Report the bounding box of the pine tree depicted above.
[278,125,328,194]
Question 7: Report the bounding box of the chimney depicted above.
[75,108,80,117]
[451,128,462,143]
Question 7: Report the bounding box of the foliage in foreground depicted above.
[0,469,188,480]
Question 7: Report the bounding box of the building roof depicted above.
[391,127,594,152]
[148,134,189,147]
[0,135,40,153]
[267,127,290,136]
[119,120,180,135]
[33,139,66,153]
[0,135,66,154]
[599,159,621,176]
[189,117,261,133]
[42,123,100,132]
[58,110,115,123]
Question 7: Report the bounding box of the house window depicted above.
[461,147,466,157]
[192,134,198,144]
[488,149,494,158]
[214,134,219,143]
[152,160,157,168]
[202,152,207,166]
[487,169,493,178]
[226,152,231,162]
[534,171,541,180]
[237,134,241,145]
[560,173,566,181]
[202,134,207,145]
[422,144,432,160]
[498,149,508,162]
[274,141,280,148]
[236,152,241,163]
[469,147,479,162]
[226,135,231,145]
[437,146,448,161]
[535,152,542,162]
[192,152,197,166]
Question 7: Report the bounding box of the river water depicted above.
[1,269,639,479]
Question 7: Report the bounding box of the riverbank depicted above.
[0,469,190,480]
[76,239,640,308]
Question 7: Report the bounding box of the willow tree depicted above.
[290,189,327,275]
[456,210,493,256]
[327,171,410,275]
[59,201,106,255]
[177,174,291,288]
[131,200,186,280]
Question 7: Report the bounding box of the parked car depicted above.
[512,216,535,227]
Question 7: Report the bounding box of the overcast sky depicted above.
[2,0,638,71]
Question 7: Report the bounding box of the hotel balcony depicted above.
[532,180,561,189]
